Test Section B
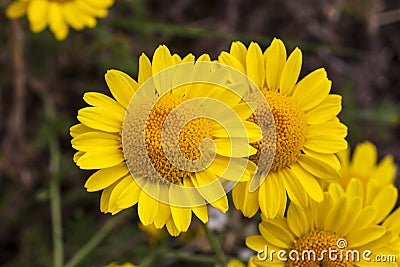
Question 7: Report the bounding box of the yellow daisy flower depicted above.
[328,141,398,224]
[104,262,136,267]
[219,38,347,218]
[5,0,114,40]
[246,192,396,266]
[71,45,261,236]
[228,258,258,267]
[382,208,400,264]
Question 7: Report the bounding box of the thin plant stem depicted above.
[64,215,125,267]
[41,90,64,267]
[49,135,63,267]
[202,224,227,266]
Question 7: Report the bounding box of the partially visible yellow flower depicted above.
[246,192,396,266]
[104,262,136,267]
[228,258,246,267]
[328,141,398,224]
[228,258,257,267]
[138,222,165,245]
[5,0,114,40]
[336,141,396,188]
[219,39,347,219]
[382,208,400,264]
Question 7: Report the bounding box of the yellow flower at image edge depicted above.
[70,45,261,236]
[246,192,397,266]
[219,38,348,219]
[329,141,398,224]
[5,0,114,40]
[104,262,136,267]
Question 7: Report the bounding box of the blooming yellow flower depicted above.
[228,258,258,267]
[104,262,136,267]
[219,38,347,219]
[5,0,114,40]
[71,45,261,236]
[246,192,397,266]
[328,141,398,224]
[228,259,246,267]
[382,208,400,264]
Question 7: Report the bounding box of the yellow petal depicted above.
[259,172,286,219]
[105,70,137,108]
[297,154,341,180]
[246,235,267,252]
[108,176,133,214]
[62,2,85,30]
[212,121,262,143]
[116,179,141,210]
[83,92,126,117]
[77,149,124,169]
[84,163,129,192]
[74,0,107,18]
[192,170,227,211]
[232,181,259,218]
[259,220,293,249]
[290,164,324,202]
[27,0,48,32]
[371,185,398,224]
[346,226,386,248]
[305,94,342,124]
[78,107,122,133]
[100,182,117,213]
[73,151,85,163]
[265,38,287,91]
[280,48,302,96]
[70,123,93,138]
[83,0,114,8]
[303,148,341,172]
[292,68,329,111]
[192,205,208,223]
[287,204,309,237]
[71,131,120,152]
[138,182,159,225]
[6,0,28,19]
[218,52,246,74]
[282,168,308,207]
[138,53,152,84]
[166,216,181,236]
[352,206,376,230]
[230,41,247,67]
[47,2,69,40]
[246,42,265,89]
[207,155,253,182]
[345,178,364,203]
[350,141,377,178]
[340,197,362,236]
[152,45,174,94]
[170,205,192,232]
[169,185,192,232]
[324,197,347,233]
[213,139,257,157]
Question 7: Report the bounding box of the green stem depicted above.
[48,110,63,267]
[202,224,227,266]
[64,215,125,267]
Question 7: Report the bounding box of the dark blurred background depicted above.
[0,0,399,266]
